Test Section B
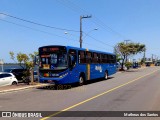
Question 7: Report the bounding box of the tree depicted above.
[114,42,146,70]
[114,47,122,63]
[9,51,38,84]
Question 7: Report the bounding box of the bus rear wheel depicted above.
[79,76,84,86]
[104,71,108,80]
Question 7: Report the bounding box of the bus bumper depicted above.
[39,76,69,85]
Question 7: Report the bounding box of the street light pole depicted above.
[79,15,92,48]
[83,28,98,40]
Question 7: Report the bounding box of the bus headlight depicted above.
[59,72,68,78]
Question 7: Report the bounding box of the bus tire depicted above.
[79,75,85,86]
[104,71,108,80]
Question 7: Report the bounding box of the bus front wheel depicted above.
[79,76,84,86]
[104,71,108,80]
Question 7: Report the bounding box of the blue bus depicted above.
[37,45,117,85]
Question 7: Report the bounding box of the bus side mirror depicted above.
[34,55,39,65]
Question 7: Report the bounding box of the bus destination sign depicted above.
[42,47,59,52]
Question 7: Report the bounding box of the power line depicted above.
[57,0,127,39]
[92,17,126,39]
[56,0,116,48]
[1,4,120,49]
[0,18,74,40]
[64,0,126,38]
[84,33,114,48]
[56,0,127,50]
[0,12,79,32]
[0,18,111,51]
[0,5,117,50]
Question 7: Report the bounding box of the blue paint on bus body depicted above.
[38,45,117,85]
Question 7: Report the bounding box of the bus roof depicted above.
[39,45,115,55]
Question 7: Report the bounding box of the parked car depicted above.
[145,62,151,67]
[4,68,27,82]
[0,72,18,87]
[155,62,160,66]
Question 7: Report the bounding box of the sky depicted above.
[0,0,160,63]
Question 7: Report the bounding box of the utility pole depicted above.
[80,15,92,48]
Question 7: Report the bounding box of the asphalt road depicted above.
[0,66,160,120]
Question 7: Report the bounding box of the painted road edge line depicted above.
[41,68,160,120]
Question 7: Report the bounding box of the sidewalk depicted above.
[0,83,49,93]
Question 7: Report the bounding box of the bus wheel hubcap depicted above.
[79,77,83,84]
[105,72,108,79]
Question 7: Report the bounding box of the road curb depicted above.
[0,84,49,94]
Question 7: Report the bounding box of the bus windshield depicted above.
[40,52,68,70]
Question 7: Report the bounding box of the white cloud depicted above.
[0,13,7,19]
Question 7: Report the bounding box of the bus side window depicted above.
[113,55,116,63]
[109,55,112,63]
[98,54,102,63]
[69,49,77,68]
[107,55,111,63]
[86,52,92,63]
[102,54,105,63]
[110,55,115,63]
[78,51,86,64]
[93,53,98,63]
[104,54,108,63]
